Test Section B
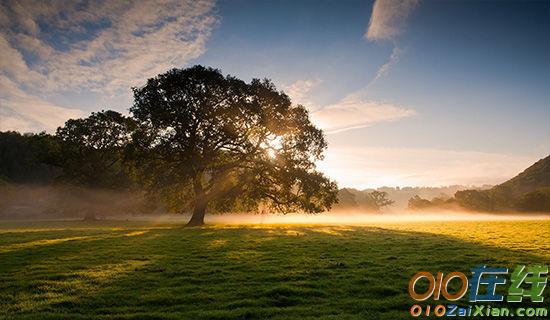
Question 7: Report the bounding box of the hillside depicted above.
[406,155,550,212]
[496,155,550,196]
[450,155,550,212]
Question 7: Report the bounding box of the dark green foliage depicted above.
[130,66,338,225]
[516,188,550,212]
[54,110,139,220]
[0,131,61,184]
[0,113,153,220]
[56,110,137,189]
[454,189,494,211]
[0,111,136,190]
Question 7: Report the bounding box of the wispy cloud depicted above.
[0,34,45,85]
[0,76,84,132]
[0,0,218,132]
[318,146,540,188]
[282,78,415,134]
[372,46,402,83]
[312,92,415,134]
[281,1,422,135]
[282,78,321,108]
[365,0,419,41]
[365,0,419,85]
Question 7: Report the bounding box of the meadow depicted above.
[0,219,548,319]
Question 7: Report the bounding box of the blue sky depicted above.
[0,0,548,188]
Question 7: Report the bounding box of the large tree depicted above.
[56,110,136,220]
[130,66,338,226]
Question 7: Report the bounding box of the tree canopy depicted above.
[56,110,136,189]
[129,66,338,226]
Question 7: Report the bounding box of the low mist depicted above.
[1,184,548,224]
[205,210,550,225]
[0,184,151,220]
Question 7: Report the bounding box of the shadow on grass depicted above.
[0,224,549,319]
[0,226,166,318]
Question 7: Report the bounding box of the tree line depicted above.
[408,188,550,212]
[0,66,339,225]
[333,188,394,212]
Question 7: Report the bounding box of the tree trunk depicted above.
[185,172,208,227]
[185,201,207,227]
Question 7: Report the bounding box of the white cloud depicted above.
[0,0,218,132]
[365,0,419,41]
[0,34,45,85]
[15,33,54,60]
[282,78,321,108]
[364,1,418,87]
[304,1,419,134]
[318,146,541,189]
[312,91,415,134]
[0,76,84,132]
[282,78,415,134]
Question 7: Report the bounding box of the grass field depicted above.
[0,219,549,319]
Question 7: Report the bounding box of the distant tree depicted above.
[56,110,136,220]
[56,110,135,188]
[0,131,61,183]
[430,197,446,206]
[516,188,550,212]
[367,190,394,211]
[130,66,338,226]
[334,188,358,209]
[488,185,516,211]
[407,194,457,211]
[454,189,493,212]
[407,195,432,210]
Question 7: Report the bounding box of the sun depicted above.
[267,148,277,158]
[262,135,284,159]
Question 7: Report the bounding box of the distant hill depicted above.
[496,155,550,196]
[405,155,550,213]
[451,155,550,212]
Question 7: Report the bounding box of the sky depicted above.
[0,0,549,189]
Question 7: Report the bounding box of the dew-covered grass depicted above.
[0,219,548,319]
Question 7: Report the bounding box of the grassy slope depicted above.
[497,155,550,196]
[0,220,549,319]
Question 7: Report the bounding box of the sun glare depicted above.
[267,148,277,158]
[263,135,283,158]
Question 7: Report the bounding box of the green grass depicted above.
[0,220,549,319]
